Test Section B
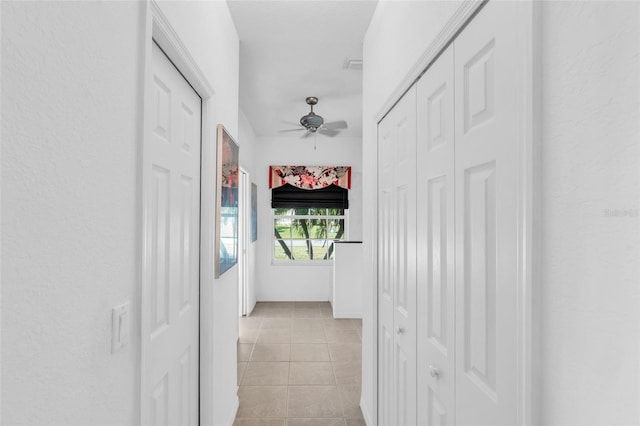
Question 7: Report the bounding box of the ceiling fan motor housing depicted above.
[300,96,324,131]
[300,112,324,132]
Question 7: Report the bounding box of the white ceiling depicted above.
[227,0,378,139]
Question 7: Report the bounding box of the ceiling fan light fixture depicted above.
[279,96,346,137]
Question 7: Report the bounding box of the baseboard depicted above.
[225,390,239,426]
[360,396,373,426]
[256,297,331,302]
[247,299,257,315]
[333,311,362,319]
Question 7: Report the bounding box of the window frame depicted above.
[272,207,349,265]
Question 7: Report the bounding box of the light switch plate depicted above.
[112,302,130,353]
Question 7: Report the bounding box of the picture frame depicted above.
[215,124,240,278]
[251,182,258,242]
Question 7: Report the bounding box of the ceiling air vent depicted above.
[343,58,363,71]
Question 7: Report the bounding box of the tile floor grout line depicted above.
[237,302,363,425]
[286,324,292,419]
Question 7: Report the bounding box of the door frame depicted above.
[140,1,216,424]
[370,1,541,424]
[238,168,250,316]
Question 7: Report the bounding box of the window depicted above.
[273,208,347,262]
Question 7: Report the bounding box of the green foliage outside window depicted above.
[273,208,346,261]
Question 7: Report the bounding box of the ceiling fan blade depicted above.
[301,130,313,138]
[279,128,306,133]
[281,120,302,127]
[318,128,339,137]
[322,120,348,130]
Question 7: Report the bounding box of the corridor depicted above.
[235,302,364,426]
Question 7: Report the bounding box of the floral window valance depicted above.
[269,166,351,190]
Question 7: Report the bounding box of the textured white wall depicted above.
[2,2,144,424]
[254,136,363,302]
[2,1,240,425]
[362,1,640,425]
[539,2,640,423]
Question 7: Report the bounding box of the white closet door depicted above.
[378,86,417,426]
[416,44,456,426]
[454,2,519,424]
[142,42,202,426]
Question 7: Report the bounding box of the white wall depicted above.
[2,1,241,425]
[254,136,362,302]
[238,110,258,313]
[2,3,143,424]
[362,1,640,425]
[539,2,639,424]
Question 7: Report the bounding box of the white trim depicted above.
[360,396,373,426]
[140,1,217,424]
[149,1,214,99]
[225,394,240,426]
[333,311,362,319]
[239,167,251,316]
[513,2,541,425]
[372,1,537,424]
[271,261,335,267]
[199,95,217,426]
[638,7,640,422]
[373,0,486,125]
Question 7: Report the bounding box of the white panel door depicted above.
[142,42,201,426]
[454,2,519,424]
[378,104,395,426]
[416,44,456,426]
[378,86,417,426]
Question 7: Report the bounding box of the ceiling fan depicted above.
[280,97,348,138]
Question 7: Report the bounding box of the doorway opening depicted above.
[239,168,250,317]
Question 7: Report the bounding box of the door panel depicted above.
[417,44,456,426]
[454,2,519,425]
[428,388,448,426]
[378,86,417,426]
[380,325,394,426]
[392,88,417,426]
[143,42,202,426]
[378,115,395,426]
[464,162,497,397]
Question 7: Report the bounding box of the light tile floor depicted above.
[235,302,365,426]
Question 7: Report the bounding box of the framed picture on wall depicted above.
[215,124,240,278]
[251,182,258,242]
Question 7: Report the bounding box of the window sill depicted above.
[271,261,334,267]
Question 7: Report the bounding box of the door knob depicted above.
[396,327,404,335]
[429,365,440,378]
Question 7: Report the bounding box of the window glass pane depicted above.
[308,218,328,240]
[310,239,330,260]
[325,241,336,260]
[293,208,310,216]
[273,207,346,262]
[274,208,292,216]
[274,218,291,239]
[274,241,292,260]
[291,240,310,260]
[291,219,311,239]
[327,218,344,240]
